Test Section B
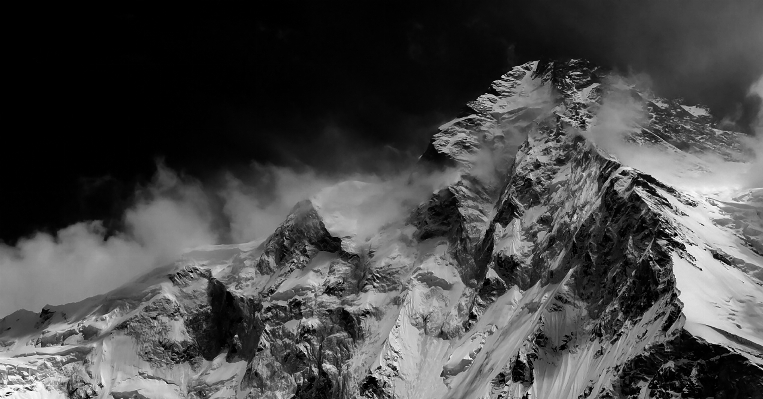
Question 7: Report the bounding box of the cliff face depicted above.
[2,59,762,399]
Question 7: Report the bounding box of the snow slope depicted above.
[2,59,762,398]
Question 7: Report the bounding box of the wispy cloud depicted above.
[740,76,763,187]
[220,164,342,243]
[584,76,763,190]
[0,159,459,317]
[0,164,217,317]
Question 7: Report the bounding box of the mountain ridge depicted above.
[2,58,762,398]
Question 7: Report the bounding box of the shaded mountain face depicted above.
[2,59,762,398]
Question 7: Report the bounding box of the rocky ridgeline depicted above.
[2,59,762,398]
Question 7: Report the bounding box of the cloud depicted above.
[0,164,217,317]
[220,164,342,243]
[740,76,763,187]
[477,1,763,130]
[0,158,463,317]
[740,136,763,188]
[220,160,462,244]
[6,69,761,318]
[750,76,763,130]
[584,76,763,190]
[583,77,649,152]
[310,168,459,245]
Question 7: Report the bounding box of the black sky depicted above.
[4,1,763,243]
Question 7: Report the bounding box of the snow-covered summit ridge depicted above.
[2,59,762,398]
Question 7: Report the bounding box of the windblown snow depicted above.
[2,59,762,398]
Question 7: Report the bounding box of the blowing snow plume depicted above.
[585,75,763,191]
[220,164,343,243]
[310,168,459,247]
[0,158,459,317]
[741,76,763,188]
[4,58,763,399]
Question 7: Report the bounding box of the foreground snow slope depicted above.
[2,59,762,398]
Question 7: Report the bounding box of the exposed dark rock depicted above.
[187,278,264,362]
[255,201,342,275]
[3,58,761,399]
[66,374,98,399]
[359,374,393,399]
[617,330,763,398]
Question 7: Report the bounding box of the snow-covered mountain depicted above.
[2,59,762,398]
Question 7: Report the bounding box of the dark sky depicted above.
[4,1,763,243]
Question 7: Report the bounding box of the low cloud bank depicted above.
[0,160,457,317]
[223,160,462,247]
[0,164,216,317]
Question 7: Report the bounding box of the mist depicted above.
[5,70,762,318]
[220,164,344,243]
[310,168,460,246]
[0,158,461,317]
[0,165,217,317]
[741,76,763,187]
[0,162,328,317]
[584,75,763,191]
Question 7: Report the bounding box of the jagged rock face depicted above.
[2,59,763,398]
[254,200,343,276]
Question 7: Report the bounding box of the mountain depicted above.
[2,59,762,398]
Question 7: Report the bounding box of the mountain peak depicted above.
[2,58,762,398]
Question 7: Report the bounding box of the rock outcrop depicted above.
[2,59,762,398]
